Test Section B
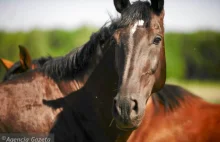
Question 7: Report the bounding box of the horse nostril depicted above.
[131,99,138,114]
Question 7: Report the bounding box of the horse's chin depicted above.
[115,119,142,131]
[116,124,138,131]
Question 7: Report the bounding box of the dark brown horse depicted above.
[0,0,220,142]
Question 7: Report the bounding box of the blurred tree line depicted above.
[0,27,219,81]
[165,31,220,81]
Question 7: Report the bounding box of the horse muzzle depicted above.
[112,94,146,130]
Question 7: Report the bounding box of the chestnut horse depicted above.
[0,0,220,142]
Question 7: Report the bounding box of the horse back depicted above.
[0,71,63,132]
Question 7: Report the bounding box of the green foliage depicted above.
[181,31,220,80]
[165,33,185,79]
[0,27,219,81]
[165,31,220,80]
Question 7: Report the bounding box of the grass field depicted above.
[167,79,220,104]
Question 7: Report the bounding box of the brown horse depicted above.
[0,45,52,81]
[0,0,220,142]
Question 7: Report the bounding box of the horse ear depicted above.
[18,45,32,70]
[150,0,164,15]
[0,58,14,70]
[114,0,131,13]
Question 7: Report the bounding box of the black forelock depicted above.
[116,1,151,27]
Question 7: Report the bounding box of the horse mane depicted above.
[152,84,200,111]
[40,26,114,81]
[32,56,53,66]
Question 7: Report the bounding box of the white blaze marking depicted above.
[130,20,144,34]
[131,23,138,34]
[123,20,145,82]
[137,20,144,26]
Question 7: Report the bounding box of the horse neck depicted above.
[84,45,118,123]
[65,46,120,141]
[58,46,111,96]
[58,40,112,95]
[57,72,89,95]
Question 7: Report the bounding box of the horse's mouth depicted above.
[116,124,138,131]
[115,118,143,131]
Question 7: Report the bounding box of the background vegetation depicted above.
[0,27,220,102]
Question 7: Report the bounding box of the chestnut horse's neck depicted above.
[117,84,204,141]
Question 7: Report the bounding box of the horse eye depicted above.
[153,36,162,45]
